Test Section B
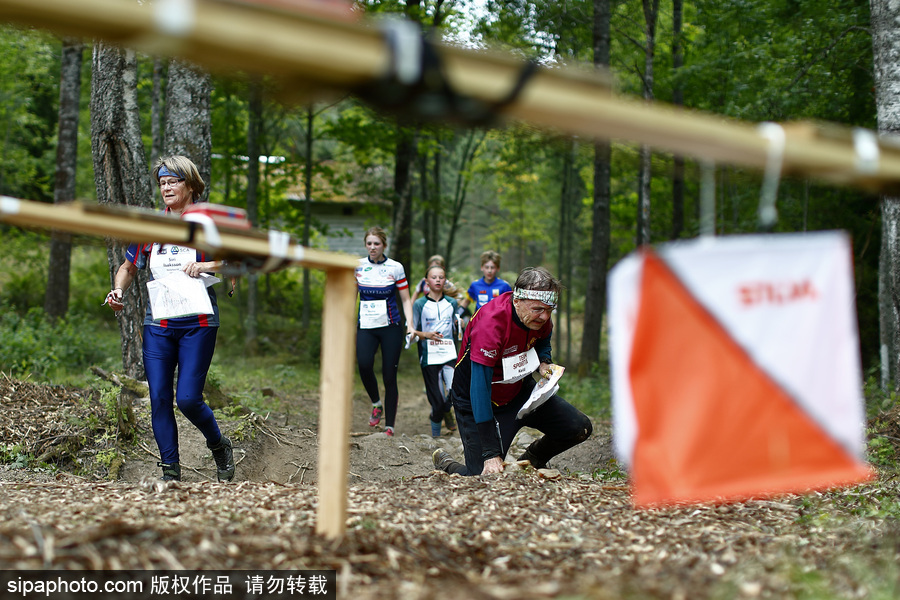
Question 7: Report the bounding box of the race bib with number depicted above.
[359,299,389,329]
[496,347,540,384]
[427,338,457,365]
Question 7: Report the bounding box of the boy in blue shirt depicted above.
[460,250,513,314]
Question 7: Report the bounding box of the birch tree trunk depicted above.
[871,0,900,390]
[91,43,152,379]
[44,39,83,321]
[578,0,612,375]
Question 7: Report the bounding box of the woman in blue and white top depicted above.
[411,264,459,438]
[104,155,235,483]
[355,226,415,437]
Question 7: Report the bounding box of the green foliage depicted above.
[0,304,117,380]
[592,458,627,482]
[863,371,898,417]
[559,365,611,421]
[0,443,34,469]
[0,26,61,202]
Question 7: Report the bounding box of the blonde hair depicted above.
[152,155,205,201]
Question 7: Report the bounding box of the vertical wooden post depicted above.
[316,266,357,538]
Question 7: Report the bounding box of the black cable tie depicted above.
[356,18,539,128]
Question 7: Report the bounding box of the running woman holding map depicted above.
[104,155,235,483]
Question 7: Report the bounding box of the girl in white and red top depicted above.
[355,226,415,436]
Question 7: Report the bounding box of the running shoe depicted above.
[369,405,383,427]
[208,435,235,482]
[158,462,181,481]
[385,426,394,437]
[432,449,455,472]
[443,411,457,432]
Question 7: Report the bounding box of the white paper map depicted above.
[517,364,565,419]
[146,271,218,320]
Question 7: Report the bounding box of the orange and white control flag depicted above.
[608,231,873,508]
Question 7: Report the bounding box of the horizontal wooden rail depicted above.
[0,197,357,271]
[0,195,357,539]
[3,0,900,193]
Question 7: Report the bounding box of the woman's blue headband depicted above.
[158,165,183,180]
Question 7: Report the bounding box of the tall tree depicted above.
[301,104,314,330]
[670,0,685,240]
[149,57,166,168]
[392,127,417,270]
[164,60,212,197]
[579,0,612,375]
[91,42,152,378]
[871,0,900,390]
[636,0,660,246]
[245,79,263,349]
[444,129,486,268]
[44,39,83,320]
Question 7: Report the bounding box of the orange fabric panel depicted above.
[629,251,872,507]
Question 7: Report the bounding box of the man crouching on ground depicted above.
[432,266,592,475]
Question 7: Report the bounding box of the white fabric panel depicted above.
[607,252,644,466]
[657,231,865,458]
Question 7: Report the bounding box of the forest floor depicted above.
[1,371,900,599]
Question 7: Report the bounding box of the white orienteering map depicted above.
[517,364,565,419]
[146,271,219,320]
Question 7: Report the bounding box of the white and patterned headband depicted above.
[513,287,558,308]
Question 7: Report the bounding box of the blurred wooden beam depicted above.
[2,0,899,193]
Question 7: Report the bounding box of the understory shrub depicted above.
[0,304,116,379]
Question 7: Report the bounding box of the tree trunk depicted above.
[579,0,612,375]
[671,0,684,240]
[302,105,314,331]
[392,127,417,272]
[149,57,166,169]
[44,39,83,321]
[91,43,152,379]
[871,0,900,390]
[164,60,212,200]
[245,80,263,350]
[636,0,659,247]
[444,130,485,268]
[879,204,896,391]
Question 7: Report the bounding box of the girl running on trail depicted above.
[411,265,459,438]
[355,226,415,437]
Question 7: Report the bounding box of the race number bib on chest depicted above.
[427,338,457,365]
[496,347,539,384]
[149,244,194,281]
[359,299,389,329]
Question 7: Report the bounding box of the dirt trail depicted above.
[115,367,614,485]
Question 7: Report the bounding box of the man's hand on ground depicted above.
[481,456,505,475]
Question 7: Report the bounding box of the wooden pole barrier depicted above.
[3,0,900,193]
[1,195,361,538]
[316,267,358,538]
